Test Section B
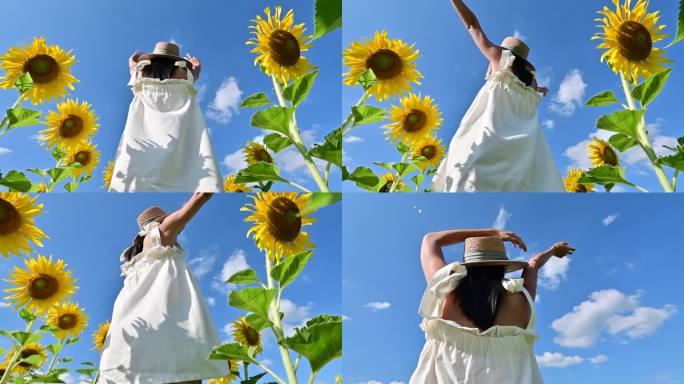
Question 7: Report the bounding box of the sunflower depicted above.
[0,192,48,259]
[0,37,78,105]
[593,0,671,83]
[564,169,595,193]
[343,30,423,101]
[411,136,446,170]
[231,317,263,355]
[588,139,620,167]
[243,141,274,165]
[247,6,316,84]
[385,94,442,144]
[224,175,253,193]
[39,99,99,151]
[242,193,316,262]
[34,183,48,193]
[4,343,47,374]
[92,320,110,351]
[378,172,405,193]
[102,160,114,190]
[3,255,77,314]
[208,361,240,384]
[62,141,100,178]
[46,301,88,339]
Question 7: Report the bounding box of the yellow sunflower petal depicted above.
[231,317,263,355]
[39,99,99,151]
[385,93,443,144]
[588,138,620,167]
[3,343,48,374]
[63,141,100,178]
[92,320,110,351]
[410,136,446,171]
[47,301,88,339]
[564,169,595,193]
[224,175,253,193]
[0,192,48,259]
[243,141,274,165]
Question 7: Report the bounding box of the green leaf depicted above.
[309,128,342,166]
[351,105,386,127]
[12,331,41,345]
[245,313,272,331]
[51,147,66,161]
[47,343,63,356]
[0,170,31,192]
[668,0,684,47]
[228,287,276,319]
[226,269,261,285]
[609,133,639,152]
[19,309,37,323]
[251,107,294,135]
[20,354,45,367]
[281,315,342,373]
[27,168,48,179]
[344,166,379,191]
[209,342,257,364]
[235,163,286,184]
[75,368,98,376]
[6,108,41,129]
[14,73,34,94]
[579,165,635,187]
[632,69,672,107]
[397,141,410,154]
[372,162,395,172]
[585,90,621,107]
[47,167,73,185]
[393,162,417,177]
[64,181,79,192]
[283,71,318,106]
[59,357,73,363]
[313,0,342,39]
[263,133,294,153]
[411,173,426,188]
[240,92,273,108]
[242,372,269,384]
[270,251,314,290]
[658,135,684,171]
[596,109,644,137]
[357,69,378,90]
[299,192,342,216]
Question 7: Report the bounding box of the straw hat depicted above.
[462,236,528,272]
[500,37,530,62]
[139,42,193,68]
[136,206,169,230]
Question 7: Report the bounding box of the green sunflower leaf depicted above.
[47,167,73,185]
[632,69,672,107]
[226,269,261,285]
[19,309,37,323]
[270,250,314,290]
[393,162,417,177]
[313,0,342,39]
[235,163,286,184]
[351,105,386,127]
[309,128,342,166]
[20,354,44,366]
[0,170,31,192]
[357,69,378,90]
[658,135,684,172]
[251,107,294,135]
[242,372,269,384]
[229,287,276,319]
[578,165,636,187]
[609,133,639,152]
[596,109,644,138]
[76,368,98,376]
[263,133,294,153]
[585,90,621,107]
[209,342,257,364]
[12,331,41,345]
[668,0,684,47]
[245,313,272,331]
[13,72,34,94]
[283,71,318,106]
[299,192,342,216]
[6,107,41,129]
[411,173,426,188]
[372,162,395,172]
[281,315,342,373]
[343,166,379,191]
[47,343,63,356]
[240,92,273,109]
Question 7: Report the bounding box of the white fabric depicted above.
[110,61,221,192]
[410,262,543,384]
[99,224,226,383]
[431,50,563,192]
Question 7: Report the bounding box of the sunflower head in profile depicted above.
[588,139,620,167]
[378,172,405,193]
[92,320,110,351]
[3,254,77,314]
[224,175,253,193]
[40,99,99,151]
[411,136,446,171]
[385,94,442,144]
[564,169,595,193]
[343,30,423,101]
[243,141,274,165]
[208,361,240,384]
[248,6,316,84]
[0,362,8,377]
[231,317,263,355]
[242,192,316,262]
[47,301,88,339]
[0,192,48,259]
[63,141,100,179]
[4,342,47,374]
[102,160,114,190]
[593,0,671,83]
[0,37,78,105]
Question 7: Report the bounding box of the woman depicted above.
[109,42,222,192]
[431,0,563,192]
[410,228,575,383]
[99,193,226,383]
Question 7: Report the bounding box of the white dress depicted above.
[410,262,543,384]
[109,60,222,192]
[98,223,226,383]
[431,50,563,192]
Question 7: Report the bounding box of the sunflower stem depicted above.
[0,94,26,137]
[388,152,408,193]
[293,354,301,373]
[340,90,371,137]
[285,180,312,193]
[0,318,35,384]
[673,170,679,192]
[324,162,332,186]
[243,361,249,380]
[307,370,318,384]
[265,257,298,384]
[256,361,288,384]
[46,338,66,375]
[271,76,330,193]
[619,73,673,192]
[92,370,100,384]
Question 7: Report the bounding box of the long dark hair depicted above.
[455,265,506,331]
[142,57,179,80]
[509,54,536,87]
[122,235,145,262]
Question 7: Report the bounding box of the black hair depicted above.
[122,235,145,262]
[509,53,536,87]
[455,265,506,332]
[142,57,179,80]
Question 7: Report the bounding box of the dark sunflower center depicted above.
[379,180,393,193]
[602,146,619,166]
[576,183,588,193]
[256,148,273,163]
[403,110,427,132]
[74,151,91,166]
[245,326,260,346]
[59,115,84,138]
[0,198,21,235]
[366,49,403,80]
[268,30,301,66]
[266,197,302,242]
[420,145,437,160]
[18,349,39,367]
[29,274,59,300]
[617,21,653,61]
[58,314,77,329]
[24,54,59,84]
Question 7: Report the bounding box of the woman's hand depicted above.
[496,230,528,252]
[548,242,575,258]
[129,50,143,71]
[538,86,550,97]
[185,54,201,71]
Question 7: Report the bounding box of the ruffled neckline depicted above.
[121,245,184,276]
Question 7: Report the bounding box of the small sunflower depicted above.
[47,301,88,339]
[0,362,8,377]
[3,255,77,314]
[248,6,316,84]
[411,136,446,170]
[385,94,442,144]
[92,320,110,351]
[0,192,48,259]
[564,169,595,193]
[62,141,100,178]
[243,141,274,165]
[231,317,263,355]
[378,173,405,193]
[242,192,316,262]
[588,139,620,167]
[343,30,423,101]
[40,99,99,151]
[102,160,114,190]
[4,343,47,374]
[224,175,253,193]
[34,183,48,193]
[208,361,240,384]
[593,0,671,83]
[0,37,78,105]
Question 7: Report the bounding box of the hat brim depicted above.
[462,260,528,273]
[138,53,194,69]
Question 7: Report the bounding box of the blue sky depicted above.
[341,0,684,193]
[0,0,341,192]
[343,193,684,384]
[0,193,341,383]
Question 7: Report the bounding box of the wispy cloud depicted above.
[207,76,242,124]
[590,354,609,366]
[211,249,251,294]
[280,299,312,336]
[0,147,11,155]
[492,207,511,230]
[344,135,364,144]
[542,119,556,130]
[365,301,391,311]
[550,69,587,117]
[206,297,216,307]
[187,247,218,278]
[602,213,619,226]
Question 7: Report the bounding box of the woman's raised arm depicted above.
[449,0,502,65]
[159,192,213,241]
[522,242,576,299]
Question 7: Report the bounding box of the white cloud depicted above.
[0,147,11,155]
[207,76,242,123]
[513,30,528,41]
[552,289,676,348]
[187,247,218,278]
[550,69,587,116]
[542,119,556,130]
[0,302,9,308]
[344,135,364,144]
[281,299,312,336]
[365,302,391,311]
[211,249,251,294]
[536,352,583,368]
[590,354,609,365]
[206,297,216,307]
[602,213,619,226]
[492,207,511,230]
[540,256,571,289]
[564,130,613,169]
